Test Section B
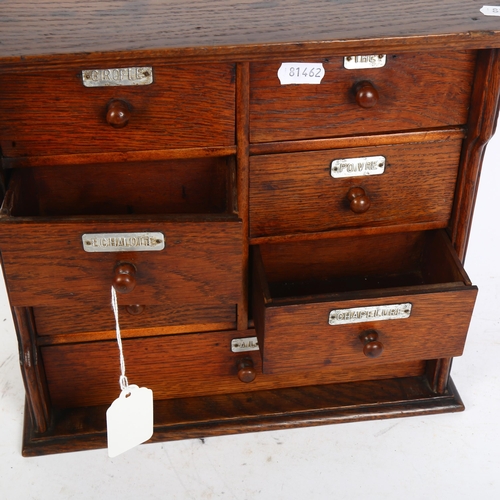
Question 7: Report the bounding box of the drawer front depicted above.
[250,51,475,143]
[0,63,235,157]
[41,330,426,408]
[34,303,237,338]
[250,140,462,238]
[256,289,477,375]
[0,218,242,307]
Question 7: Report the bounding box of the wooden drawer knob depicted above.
[237,358,256,383]
[354,81,379,108]
[347,186,371,214]
[106,99,131,128]
[359,330,384,358]
[113,263,136,294]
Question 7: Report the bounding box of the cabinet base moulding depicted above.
[21,376,464,456]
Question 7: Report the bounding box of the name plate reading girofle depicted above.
[331,155,386,179]
[344,55,387,69]
[329,303,412,326]
[82,67,153,87]
[82,233,165,253]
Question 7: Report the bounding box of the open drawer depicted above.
[0,158,242,308]
[252,230,477,375]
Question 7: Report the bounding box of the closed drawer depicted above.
[41,330,427,408]
[250,139,462,238]
[34,303,238,339]
[0,63,235,157]
[253,230,477,375]
[0,217,242,307]
[250,51,475,143]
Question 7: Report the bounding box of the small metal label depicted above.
[344,55,387,69]
[328,303,412,326]
[82,67,153,87]
[231,337,259,353]
[82,232,165,252]
[331,156,386,178]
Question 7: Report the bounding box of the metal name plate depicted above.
[328,303,412,326]
[331,156,386,178]
[344,55,387,69]
[82,67,153,87]
[82,232,165,253]
[231,337,260,353]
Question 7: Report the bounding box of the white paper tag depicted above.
[278,62,325,85]
[106,385,154,457]
[481,6,500,16]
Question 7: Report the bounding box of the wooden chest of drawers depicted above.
[1,1,500,456]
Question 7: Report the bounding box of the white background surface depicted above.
[1,133,500,499]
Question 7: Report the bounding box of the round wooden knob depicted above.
[126,304,145,315]
[106,100,131,128]
[354,81,379,108]
[113,263,136,294]
[347,186,371,214]
[359,330,384,358]
[237,358,256,383]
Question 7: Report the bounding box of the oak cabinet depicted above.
[1,1,499,456]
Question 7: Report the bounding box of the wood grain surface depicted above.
[1,1,500,64]
[34,302,237,341]
[40,329,425,408]
[2,1,499,455]
[250,139,462,238]
[0,218,242,307]
[0,63,235,157]
[253,230,477,374]
[250,51,475,143]
[255,289,477,374]
[7,158,233,216]
[23,376,465,456]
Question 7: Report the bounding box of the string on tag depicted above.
[111,286,129,392]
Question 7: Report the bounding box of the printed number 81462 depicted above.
[278,62,326,85]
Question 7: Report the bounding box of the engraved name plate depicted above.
[82,67,153,87]
[328,303,412,326]
[344,55,387,69]
[231,337,260,353]
[331,155,386,178]
[82,233,165,252]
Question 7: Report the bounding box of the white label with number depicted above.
[278,63,325,85]
[481,6,500,16]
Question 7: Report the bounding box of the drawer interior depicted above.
[2,156,236,217]
[256,230,471,302]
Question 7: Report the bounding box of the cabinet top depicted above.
[2,1,500,65]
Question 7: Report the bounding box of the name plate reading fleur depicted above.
[344,55,386,69]
[82,233,165,253]
[328,303,412,326]
[331,156,386,179]
[82,67,153,87]
[231,337,259,353]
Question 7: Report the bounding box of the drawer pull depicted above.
[359,330,384,358]
[354,81,379,108]
[237,358,256,383]
[106,99,131,128]
[113,263,136,294]
[126,304,145,315]
[347,186,371,214]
